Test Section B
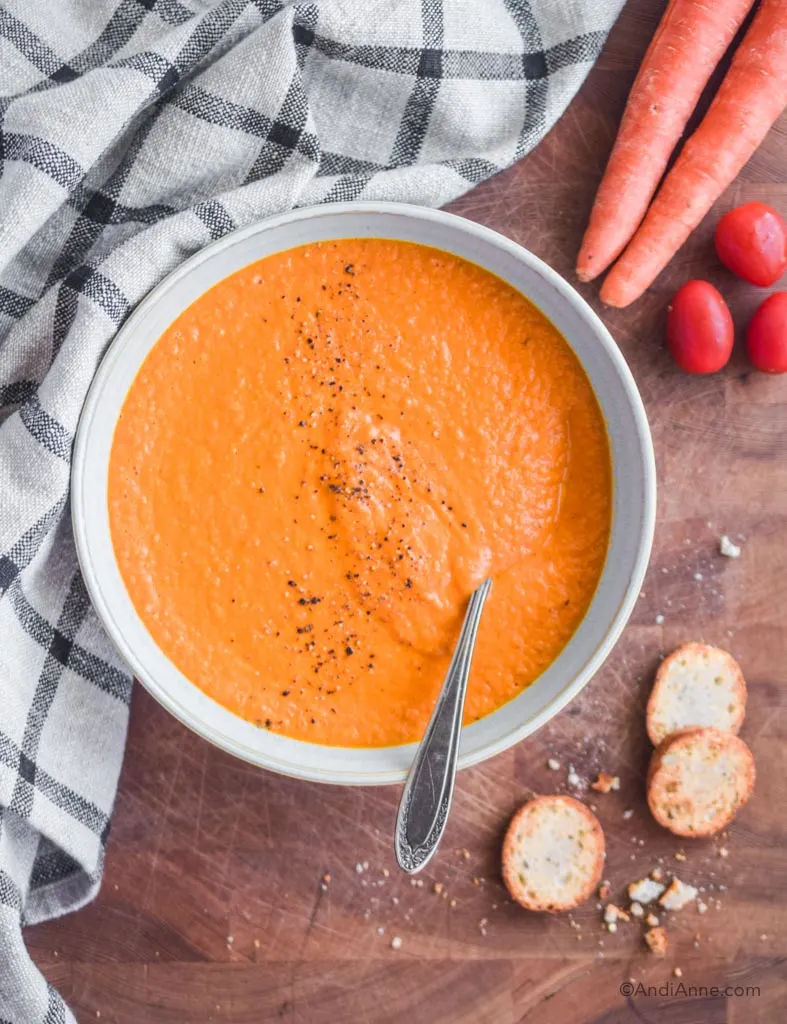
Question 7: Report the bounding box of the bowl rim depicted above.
[72,201,656,785]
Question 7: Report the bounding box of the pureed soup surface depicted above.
[109,239,612,747]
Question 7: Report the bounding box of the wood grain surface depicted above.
[27,2,787,1020]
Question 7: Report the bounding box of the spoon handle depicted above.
[394,578,493,873]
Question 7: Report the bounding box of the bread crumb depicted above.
[720,536,741,558]
[391,936,402,950]
[630,902,644,919]
[650,866,664,882]
[322,873,331,884]
[547,757,561,771]
[622,809,634,820]
[253,938,261,949]
[606,921,618,934]
[655,614,665,625]
[604,903,630,925]
[591,773,620,794]
[449,899,457,908]
[598,881,611,900]
[628,877,666,904]
[674,851,687,862]
[659,878,698,912]
[697,901,708,914]
[382,868,390,878]
[718,846,729,858]
[646,912,660,927]
[644,926,668,956]
[567,765,583,788]
[433,883,443,895]
[673,967,683,978]
[355,863,364,874]
[377,926,385,936]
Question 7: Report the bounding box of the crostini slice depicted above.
[647,726,755,837]
[502,795,605,912]
[646,643,746,746]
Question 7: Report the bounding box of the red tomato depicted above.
[666,281,734,374]
[746,293,787,374]
[715,202,787,287]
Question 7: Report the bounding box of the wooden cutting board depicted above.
[28,3,787,1020]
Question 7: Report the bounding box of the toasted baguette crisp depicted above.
[502,795,605,912]
[647,727,755,837]
[646,643,746,746]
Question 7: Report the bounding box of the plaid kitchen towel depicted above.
[0,0,624,1019]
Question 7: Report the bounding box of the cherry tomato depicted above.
[666,281,734,374]
[746,292,787,374]
[714,202,787,287]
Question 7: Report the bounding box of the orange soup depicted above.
[109,239,611,747]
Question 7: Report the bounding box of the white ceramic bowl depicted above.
[72,202,656,786]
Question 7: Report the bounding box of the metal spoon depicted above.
[394,577,493,873]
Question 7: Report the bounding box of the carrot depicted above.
[602,0,787,308]
[576,0,755,284]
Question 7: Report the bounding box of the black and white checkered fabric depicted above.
[0,0,623,1019]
